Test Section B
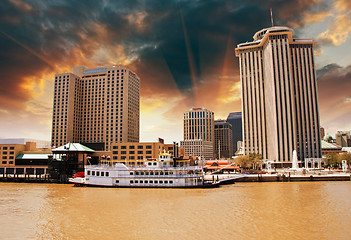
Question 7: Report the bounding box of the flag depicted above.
[158,138,164,144]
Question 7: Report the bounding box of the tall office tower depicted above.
[214,120,233,159]
[51,65,140,151]
[235,26,321,167]
[226,112,242,154]
[180,107,214,160]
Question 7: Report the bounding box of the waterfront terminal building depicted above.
[235,26,321,167]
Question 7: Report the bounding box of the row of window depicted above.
[112,145,152,149]
[1,161,14,164]
[130,170,173,176]
[112,151,152,155]
[0,147,14,150]
[87,171,110,177]
[0,151,14,155]
[129,180,174,184]
[2,156,14,159]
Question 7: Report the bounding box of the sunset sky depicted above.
[0,0,350,144]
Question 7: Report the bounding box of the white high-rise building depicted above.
[180,107,214,160]
[51,65,140,151]
[235,26,321,167]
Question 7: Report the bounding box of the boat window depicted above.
[140,180,143,183]
[130,180,133,183]
[169,181,173,184]
[101,172,104,176]
[92,171,95,176]
[165,172,168,175]
[116,180,119,183]
[145,180,148,183]
[154,181,158,184]
[153,162,157,165]
[106,172,109,177]
[149,180,153,183]
[145,172,149,175]
[96,172,100,176]
[130,172,133,175]
[148,162,151,166]
[160,172,164,175]
[135,180,139,183]
[155,172,159,175]
[87,170,91,175]
[136,172,139,175]
[159,181,163,184]
[164,181,168,184]
[140,172,144,175]
[150,172,154,175]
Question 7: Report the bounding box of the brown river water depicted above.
[0,182,350,240]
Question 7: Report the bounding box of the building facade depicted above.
[335,131,351,147]
[226,112,242,154]
[110,142,181,163]
[235,26,321,166]
[214,120,233,159]
[51,65,140,151]
[181,107,214,160]
[180,140,213,161]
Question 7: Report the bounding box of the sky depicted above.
[0,0,350,144]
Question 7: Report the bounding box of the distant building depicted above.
[180,140,213,161]
[181,107,214,160]
[0,139,51,175]
[235,26,321,167]
[226,112,242,154]
[321,140,344,156]
[320,127,325,139]
[214,120,233,159]
[51,65,140,151]
[335,131,351,147]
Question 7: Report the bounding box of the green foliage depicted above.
[323,152,351,168]
[235,153,263,170]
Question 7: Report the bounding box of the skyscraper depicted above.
[235,26,321,167]
[180,107,214,160]
[51,65,140,151]
[226,112,242,154]
[214,120,233,159]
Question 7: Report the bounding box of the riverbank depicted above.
[204,172,351,182]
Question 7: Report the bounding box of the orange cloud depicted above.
[318,14,351,46]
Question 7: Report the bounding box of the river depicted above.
[0,182,350,239]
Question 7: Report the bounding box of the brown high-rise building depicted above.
[235,26,321,167]
[51,65,140,151]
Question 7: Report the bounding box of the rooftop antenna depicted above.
[270,8,274,27]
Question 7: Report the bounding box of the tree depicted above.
[234,153,263,170]
[323,153,340,168]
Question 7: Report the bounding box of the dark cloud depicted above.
[0,0,330,111]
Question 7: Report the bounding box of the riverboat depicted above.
[69,152,219,188]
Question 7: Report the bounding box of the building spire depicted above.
[270,8,274,27]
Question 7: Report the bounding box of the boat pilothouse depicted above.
[69,152,218,188]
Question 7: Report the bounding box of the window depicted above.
[130,180,133,183]
[159,181,163,184]
[113,151,118,154]
[3,147,7,150]
[146,145,152,149]
[113,146,118,149]
[115,180,119,183]
[154,181,158,184]
[170,181,173,184]
[140,180,143,183]
[2,156,7,159]
[137,145,143,149]
[87,171,91,175]
[121,146,126,149]
[129,146,135,149]
[106,172,109,177]
[145,180,148,184]
[101,172,105,176]
[164,181,168,184]
[96,172,100,176]
[121,151,126,154]
[10,147,14,150]
[2,161,6,164]
[129,151,135,154]
[3,152,7,155]
[92,171,95,176]
[137,151,143,154]
[150,180,153,183]
[146,151,151,154]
